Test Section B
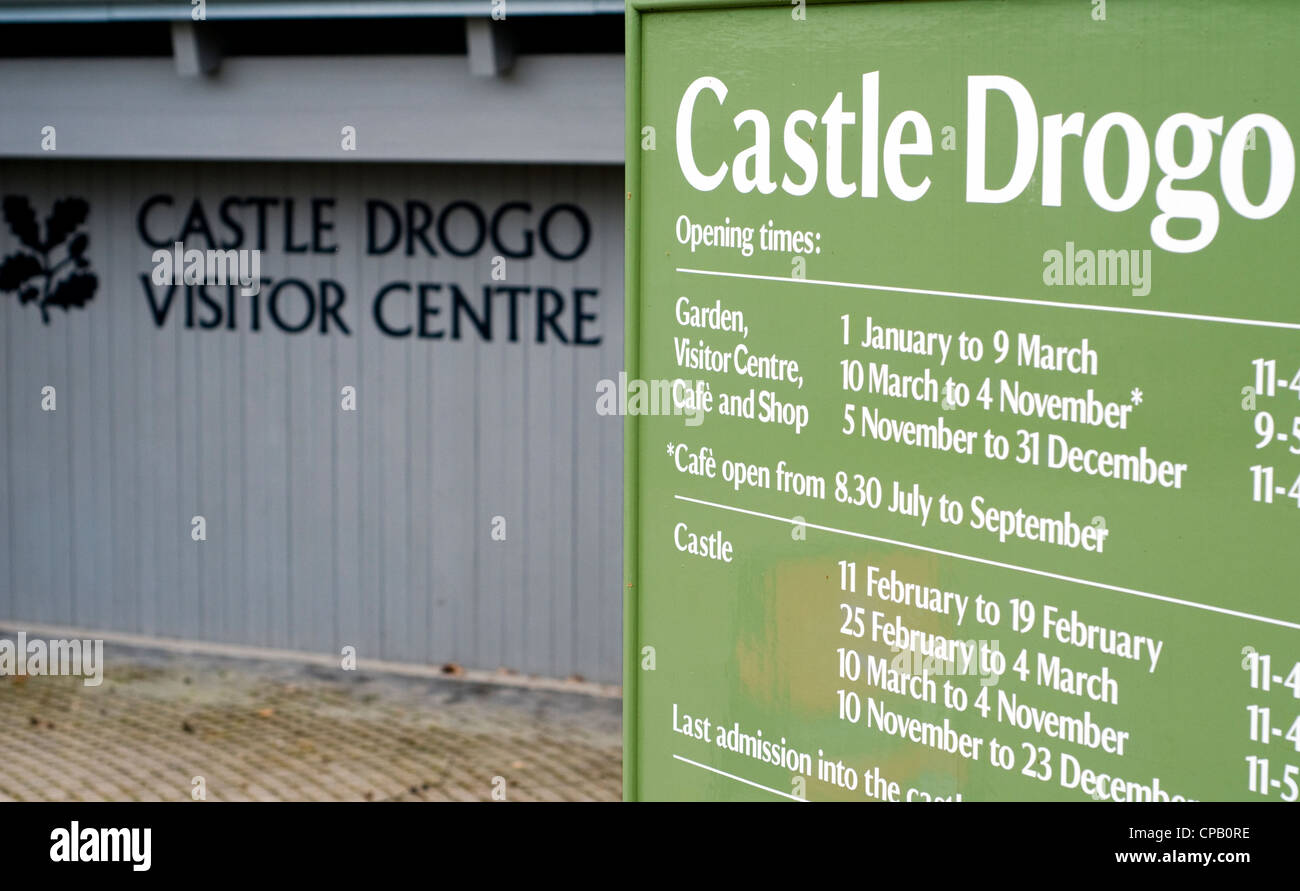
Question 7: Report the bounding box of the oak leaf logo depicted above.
[0,195,98,324]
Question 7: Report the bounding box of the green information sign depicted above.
[624,0,1300,801]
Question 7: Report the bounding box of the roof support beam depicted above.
[465,17,515,77]
[170,20,221,76]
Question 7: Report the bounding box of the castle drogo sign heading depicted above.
[675,72,1295,253]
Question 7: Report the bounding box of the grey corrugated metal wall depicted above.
[0,160,623,682]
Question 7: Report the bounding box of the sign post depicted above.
[625,0,1300,801]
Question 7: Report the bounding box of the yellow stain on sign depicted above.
[731,546,971,800]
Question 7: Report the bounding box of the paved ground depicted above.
[0,643,622,802]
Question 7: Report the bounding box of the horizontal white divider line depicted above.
[675,267,1300,331]
[673,494,1300,632]
[672,754,805,801]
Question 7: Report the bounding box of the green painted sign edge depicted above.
[623,0,642,803]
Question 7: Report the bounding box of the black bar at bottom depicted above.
[0,802,1286,877]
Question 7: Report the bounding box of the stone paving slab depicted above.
[0,643,622,802]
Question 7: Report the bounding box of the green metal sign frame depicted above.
[625,0,1300,802]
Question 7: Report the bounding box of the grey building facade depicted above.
[0,2,627,682]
